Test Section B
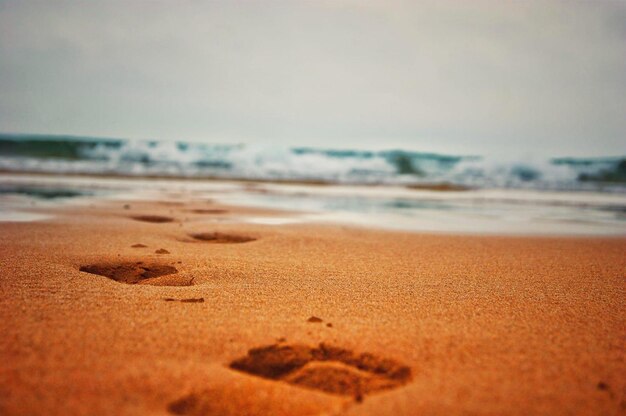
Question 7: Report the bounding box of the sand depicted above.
[0,196,624,415]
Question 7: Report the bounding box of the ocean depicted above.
[1,133,625,235]
[1,133,625,191]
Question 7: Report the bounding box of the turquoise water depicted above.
[1,134,625,192]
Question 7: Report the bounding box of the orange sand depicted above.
[0,197,624,415]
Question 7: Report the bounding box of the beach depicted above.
[0,190,624,415]
[3,0,625,413]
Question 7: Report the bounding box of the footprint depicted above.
[189,209,228,214]
[229,343,411,401]
[79,262,179,285]
[131,215,174,223]
[188,232,255,244]
[163,297,205,303]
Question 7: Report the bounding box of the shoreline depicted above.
[1,172,626,237]
[0,168,476,191]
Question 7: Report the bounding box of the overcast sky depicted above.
[0,0,624,156]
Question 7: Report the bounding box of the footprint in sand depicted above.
[79,262,190,286]
[228,343,412,401]
[187,232,256,244]
[159,201,186,207]
[131,215,175,223]
[188,209,229,215]
[306,316,333,327]
[163,297,205,303]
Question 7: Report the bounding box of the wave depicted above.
[0,133,625,192]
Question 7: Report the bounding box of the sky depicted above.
[0,0,625,157]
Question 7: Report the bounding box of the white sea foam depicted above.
[1,135,624,192]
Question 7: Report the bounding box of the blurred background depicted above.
[0,0,625,234]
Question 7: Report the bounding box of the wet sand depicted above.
[0,197,624,415]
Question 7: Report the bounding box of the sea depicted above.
[1,133,625,235]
